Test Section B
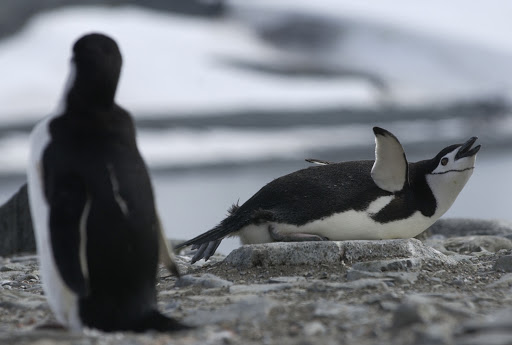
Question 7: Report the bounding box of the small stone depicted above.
[346,269,418,284]
[494,255,512,272]
[0,263,25,272]
[351,258,422,272]
[392,301,436,328]
[268,276,306,284]
[229,283,291,294]
[175,273,233,289]
[303,321,327,336]
[183,296,276,326]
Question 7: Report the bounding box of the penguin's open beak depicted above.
[455,137,480,160]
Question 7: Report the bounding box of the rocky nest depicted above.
[2,218,512,345]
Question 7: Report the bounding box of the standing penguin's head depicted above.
[424,137,480,215]
[66,33,122,109]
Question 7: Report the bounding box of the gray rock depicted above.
[494,255,512,272]
[0,184,35,257]
[224,239,454,268]
[443,236,512,254]
[341,239,453,264]
[457,308,512,345]
[313,299,368,318]
[183,296,276,326]
[175,273,233,288]
[487,273,512,288]
[224,241,343,268]
[392,300,437,328]
[423,218,512,239]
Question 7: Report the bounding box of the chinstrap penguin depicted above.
[176,127,480,263]
[27,33,188,332]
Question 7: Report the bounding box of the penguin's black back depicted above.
[43,105,164,330]
[236,161,389,225]
[233,159,437,226]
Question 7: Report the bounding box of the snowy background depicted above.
[0,1,511,254]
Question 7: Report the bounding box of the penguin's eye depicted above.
[441,157,449,166]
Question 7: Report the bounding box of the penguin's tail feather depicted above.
[134,310,191,332]
[174,202,248,263]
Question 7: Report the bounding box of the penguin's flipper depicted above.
[46,173,89,296]
[156,213,181,277]
[305,158,334,165]
[371,127,409,193]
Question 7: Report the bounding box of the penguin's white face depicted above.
[426,137,480,216]
[430,146,476,175]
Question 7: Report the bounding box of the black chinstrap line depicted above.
[430,167,474,175]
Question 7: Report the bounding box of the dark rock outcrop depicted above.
[0,184,35,257]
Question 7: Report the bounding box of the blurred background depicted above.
[0,0,510,254]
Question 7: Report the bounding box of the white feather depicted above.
[26,63,83,331]
[371,131,408,192]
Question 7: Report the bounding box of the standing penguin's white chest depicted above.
[237,195,439,244]
[27,117,83,331]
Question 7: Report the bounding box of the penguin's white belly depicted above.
[27,118,82,330]
[237,196,439,244]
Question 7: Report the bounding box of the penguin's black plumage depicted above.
[177,127,480,263]
[27,33,187,332]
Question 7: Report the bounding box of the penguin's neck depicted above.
[65,80,117,113]
[426,170,473,217]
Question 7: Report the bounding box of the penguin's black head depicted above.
[421,136,480,216]
[429,137,480,175]
[68,33,122,109]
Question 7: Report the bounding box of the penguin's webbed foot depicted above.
[269,225,330,242]
[190,240,222,264]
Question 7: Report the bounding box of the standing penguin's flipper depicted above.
[45,172,89,297]
[156,213,180,277]
[305,158,334,165]
[371,127,409,193]
[268,225,329,242]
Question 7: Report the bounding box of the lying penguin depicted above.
[27,33,187,332]
[176,127,480,263]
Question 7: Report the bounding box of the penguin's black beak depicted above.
[455,137,480,160]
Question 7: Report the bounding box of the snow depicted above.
[0,6,377,123]
[234,0,512,55]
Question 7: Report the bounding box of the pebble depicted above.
[229,283,291,294]
[175,274,233,289]
[303,321,327,336]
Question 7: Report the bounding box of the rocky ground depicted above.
[2,218,512,345]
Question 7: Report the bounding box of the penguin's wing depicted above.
[45,172,89,297]
[371,127,409,192]
[156,212,181,277]
[305,158,334,165]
